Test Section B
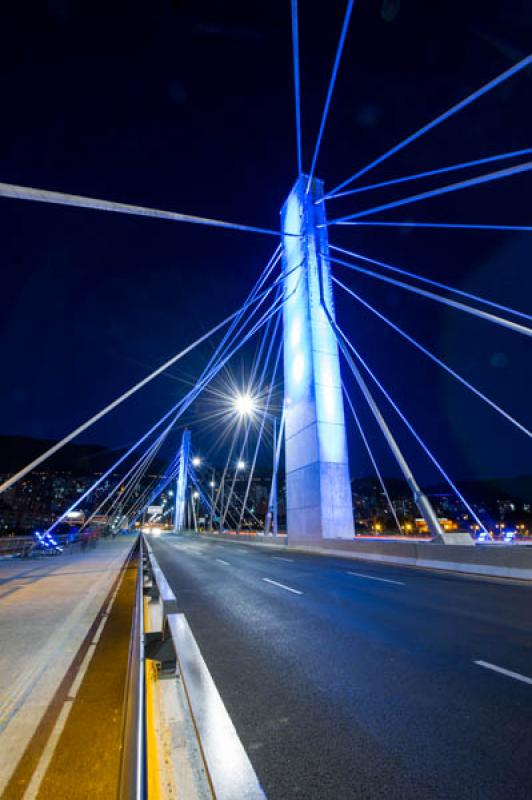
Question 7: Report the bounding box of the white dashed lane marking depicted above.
[263,578,302,595]
[347,571,404,586]
[474,660,532,686]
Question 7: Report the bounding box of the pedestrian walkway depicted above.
[0,537,135,799]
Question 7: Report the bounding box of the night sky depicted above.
[0,0,531,485]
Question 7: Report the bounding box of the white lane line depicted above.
[263,578,302,595]
[347,571,404,586]
[236,548,249,553]
[22,701,73,800]
[215,559,231,566]
[271,556,294,563]
[474,660,532,686]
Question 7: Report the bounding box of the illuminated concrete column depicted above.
[174,429,191,532]
[281,175,354,544]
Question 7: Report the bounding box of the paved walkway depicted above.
[0,537,135,798]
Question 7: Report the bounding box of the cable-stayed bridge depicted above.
[1,11,530,547]
[1,5,532,799]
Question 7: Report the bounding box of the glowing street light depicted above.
[192,456,202,468]
[192,491,199,500]
[237,460,246,470]
[234,392,256,417]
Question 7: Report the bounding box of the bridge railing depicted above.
[141,534,265,800]
[118,539,145,800]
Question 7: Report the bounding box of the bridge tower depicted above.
[174,428,191,532]
[281,176,354,545]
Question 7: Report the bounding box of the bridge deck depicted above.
[0,537,135,799]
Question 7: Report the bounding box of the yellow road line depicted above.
[144,596,162,800]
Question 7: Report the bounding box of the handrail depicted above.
[118,538,146,800]
[167,614,265,799]
[143,535,265,799]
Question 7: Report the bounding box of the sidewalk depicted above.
[0,537,135,798]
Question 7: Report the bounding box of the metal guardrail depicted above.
[118,539,146,800]
[141,534,265,800]
[167,613,265,800]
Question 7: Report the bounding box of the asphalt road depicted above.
[149,533,532,800]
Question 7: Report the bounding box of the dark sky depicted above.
[0,0,531,483]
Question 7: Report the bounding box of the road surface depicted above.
[149,533,532,800]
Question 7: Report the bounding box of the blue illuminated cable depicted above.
[248,287,280,388]
[108,428,171,520]
[0,256,282,497]
[328,159,532,224]
[188,470,213,516]
[132,448,184,523]
[44,260,291,532]
[221,307,278,526]
[132,290,292,527]
[291,0,303,174]
[127,469,170,524]
[334,321,487,532]
[223,306,282,528]
[82,421,172,531]
[237,320,283,531]
[324,251,532,337]
[193,248,282,400]
[0,182,283,238]
[342,383,403,533]
[329,244,532,322]
[329,52,532,195]
[130,454,182,526]
[324,148,532,201]
[231,487,262,526]
[212,424,241,525]
[307,0,356,188]
[45,296,286,534]
[333,275,532,439]
[334,220,532,233]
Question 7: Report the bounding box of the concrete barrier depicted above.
[291,539,532,581]
[193,531,288,549]
[186,531,532,581]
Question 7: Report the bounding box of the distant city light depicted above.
[192,456,202,467]
[237,460,246,470]
[209,481,215,487]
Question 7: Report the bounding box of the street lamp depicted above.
[191,490,200,532]
[264,413,280,537]
[234,392,257,417]
[209,471,216,531]
[237,460,246,470]
[192,456,201,468]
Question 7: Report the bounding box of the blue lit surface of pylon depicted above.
[174,429,191,531]
[281,175,354,542]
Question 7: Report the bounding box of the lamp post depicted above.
[209,473,215,531]
[192,490,199,532]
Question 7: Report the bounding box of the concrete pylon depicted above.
[174,429,191,532]
[281,175,354,544]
